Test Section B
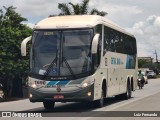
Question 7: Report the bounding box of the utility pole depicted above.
[154,50,158,63]
[154,50,159,75]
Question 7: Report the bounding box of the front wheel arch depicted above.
[102,79,107,98]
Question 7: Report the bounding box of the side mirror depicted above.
[21,36,32,56]
[91,34,100,54]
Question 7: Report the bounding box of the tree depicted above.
[138,59,148,68]
[0,6,32,98]
[57,0,107,16]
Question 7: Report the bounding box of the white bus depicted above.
[21,15,137,109]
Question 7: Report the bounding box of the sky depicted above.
[1,0,160,61]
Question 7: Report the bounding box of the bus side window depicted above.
[110,39,115,52]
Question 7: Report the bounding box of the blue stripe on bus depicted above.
[56,80,70,85]
[47,81,58,86]
[126,55,135,69]
[47,80,70,86]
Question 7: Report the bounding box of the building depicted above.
[138,57,154,63]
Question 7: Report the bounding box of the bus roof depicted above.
[34,15,134,37]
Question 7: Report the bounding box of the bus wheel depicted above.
[116,82,131,100]
[95,89,104,108]
[43,101,55,110]
[123,82,131,99]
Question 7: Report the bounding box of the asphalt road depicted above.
[1,78,160,120]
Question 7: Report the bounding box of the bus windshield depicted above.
[31,29,93,78]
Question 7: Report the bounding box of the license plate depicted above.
[54,95,64,99]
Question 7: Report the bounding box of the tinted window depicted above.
[103,26,137,55]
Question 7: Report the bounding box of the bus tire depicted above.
[95,82,106,108]
[115,81,131,100]
[123,81,131,99]
[95,89,104,108]
[43,101,55,110]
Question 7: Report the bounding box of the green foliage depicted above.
[58,3,72,15]
[138,59,148,68]
[57,0,107,16]
[0,6,32,97]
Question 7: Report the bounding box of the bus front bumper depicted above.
[29,84,94,102]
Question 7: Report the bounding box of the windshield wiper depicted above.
[43,50,58,79]
[63,57,76,79]
[43,57,57,79]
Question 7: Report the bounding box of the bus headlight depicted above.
[31,83,37,88]
[0,93,4,97]
[29,93,33,98]
[82,82,88,88]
